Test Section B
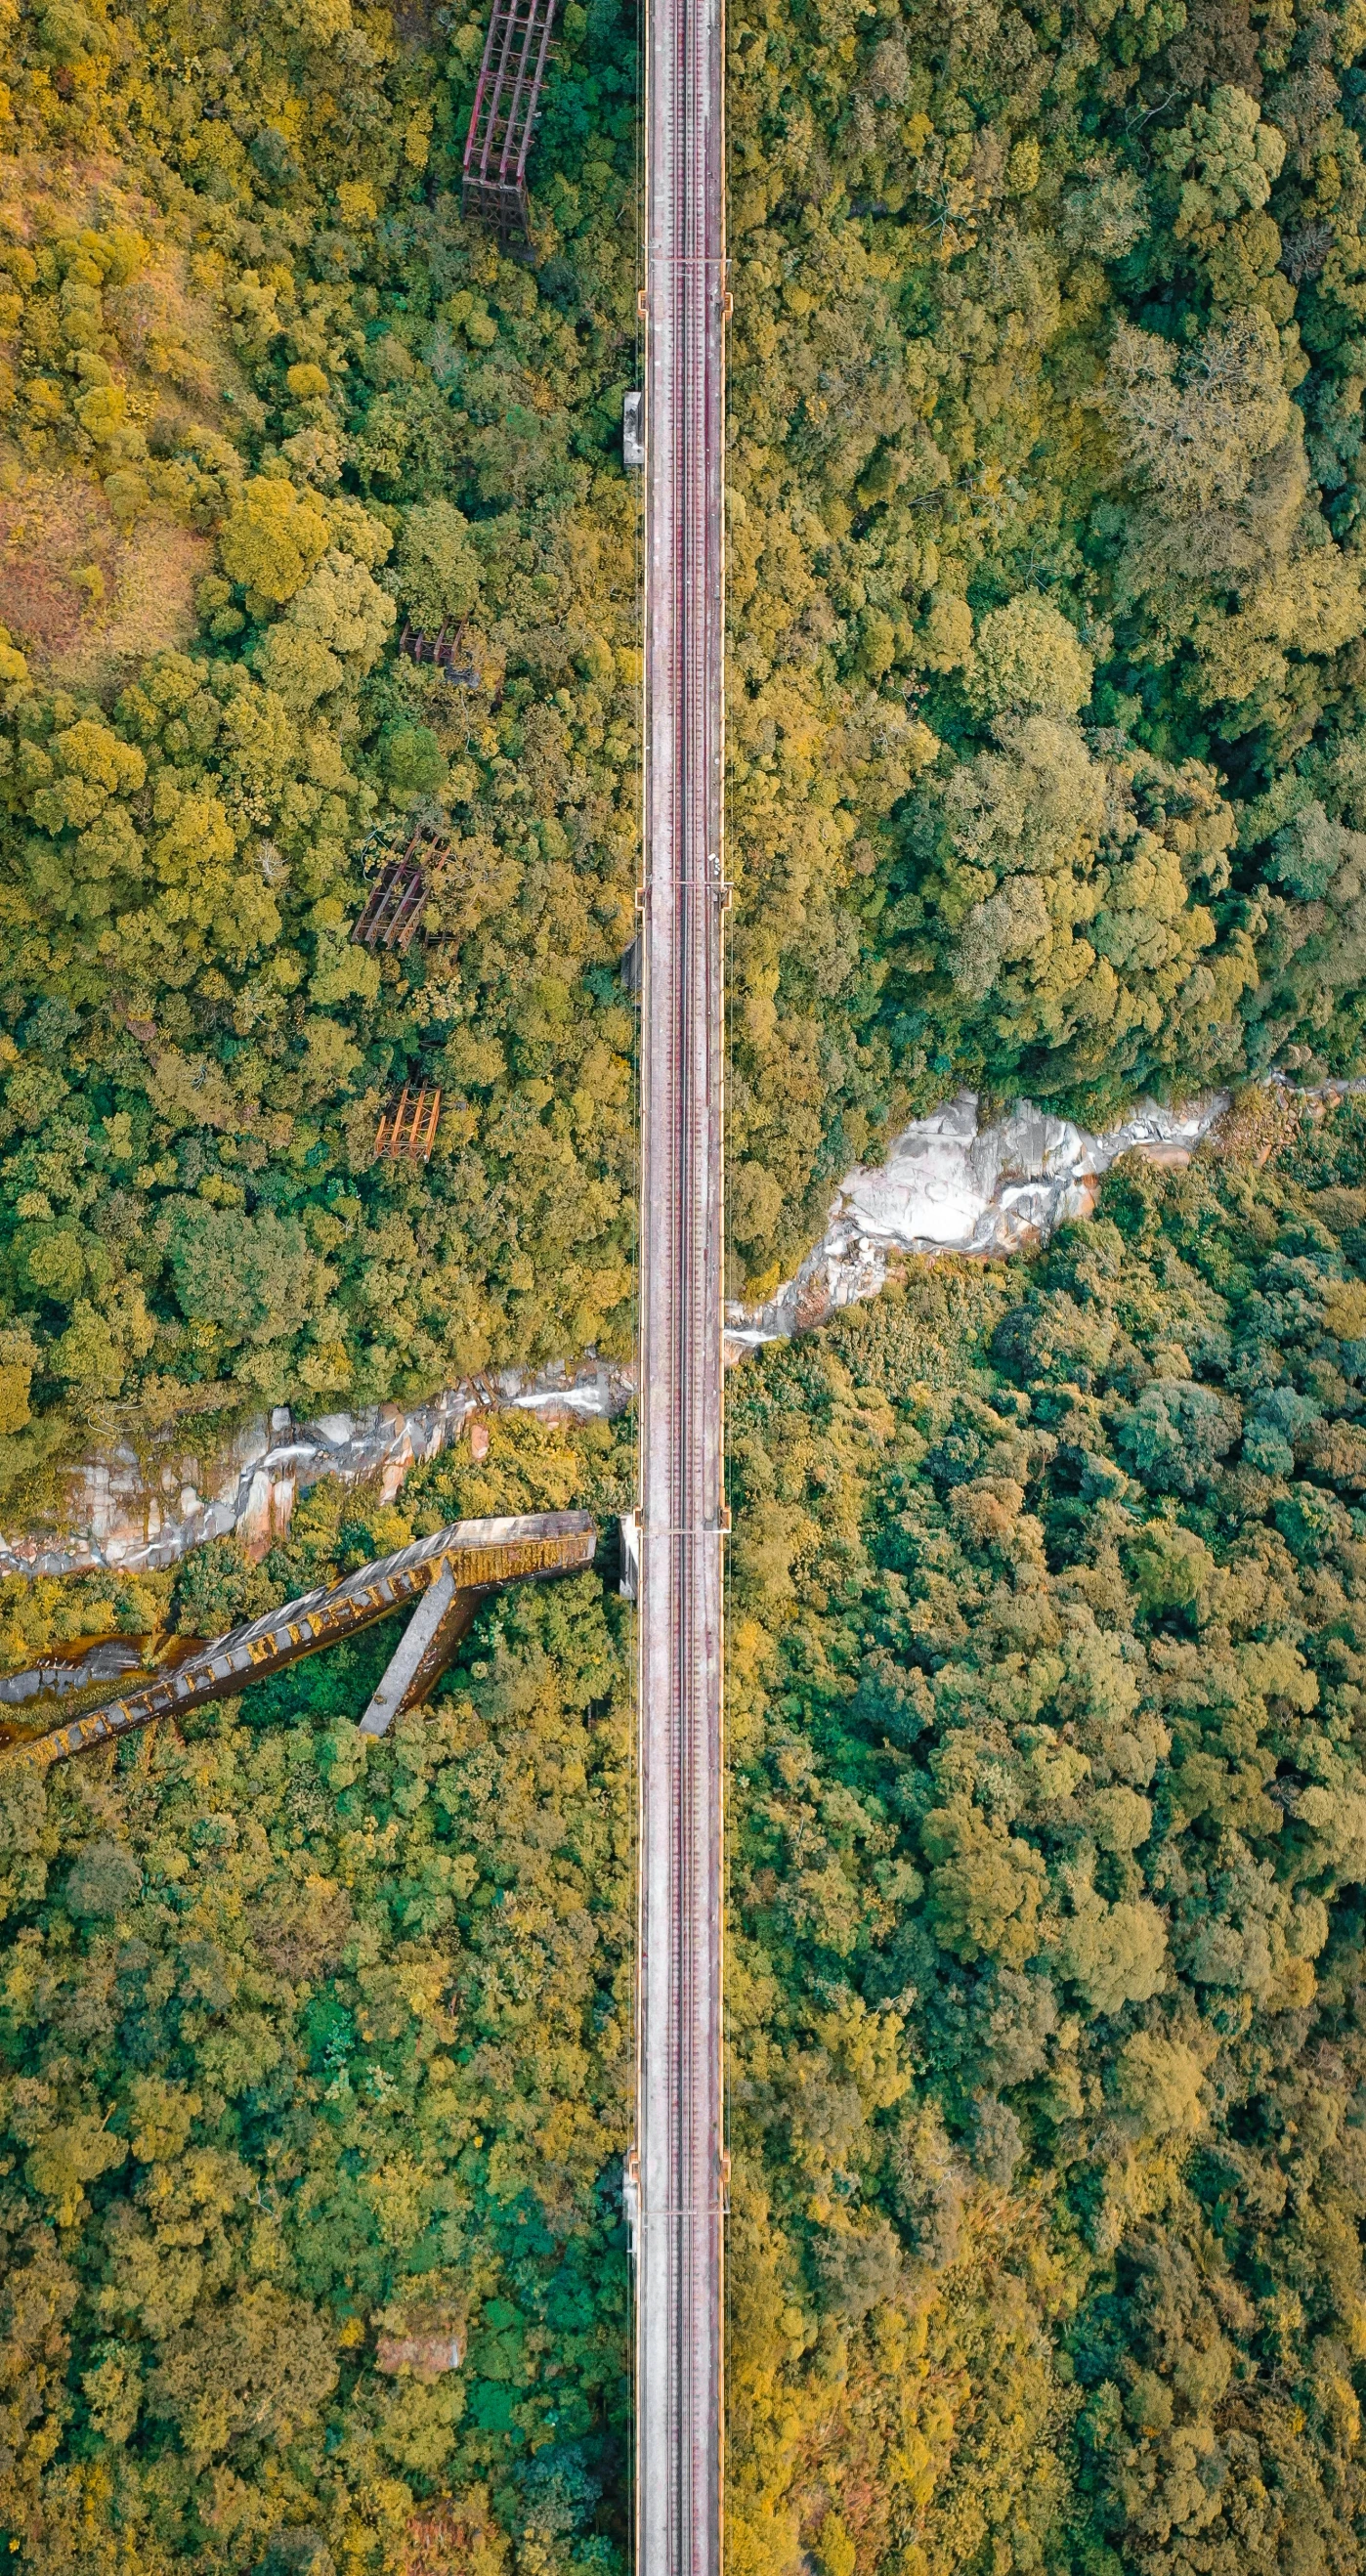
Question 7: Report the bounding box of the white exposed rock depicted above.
[312,1414,359,1447]
[724,1089,1229,1349]
[0,1088,1246,1583]
[0,1364,635,1581]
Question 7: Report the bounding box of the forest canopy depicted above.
[7,0,1366,1483]
[15,0,1366,2563]
[13,1097,1366,2572]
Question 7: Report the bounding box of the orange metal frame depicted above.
[374,1084,442,1162]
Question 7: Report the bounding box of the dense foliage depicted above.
[9,0,1366,1474]
[18,0,1366,2556]
[0,0,646,1513]
[724,1092,1366,2576]
[0,1414,637,2576]
[721,0,1366,1279]
[15,1104,1366,2570]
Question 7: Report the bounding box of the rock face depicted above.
[0,1637,145,1706]
[724,1090,1229,1350]
[0,1364,634,1581]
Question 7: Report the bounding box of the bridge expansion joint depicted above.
[633,880,735,901]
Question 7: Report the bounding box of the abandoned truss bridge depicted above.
[2,1513,595,1773]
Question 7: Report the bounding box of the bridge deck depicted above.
[634,0,728,2549]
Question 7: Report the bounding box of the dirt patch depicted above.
[1214,1081,1304,1170]
[105,252,223,408]
[0,148,243,698]
[0,466,210,688]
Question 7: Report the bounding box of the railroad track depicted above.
[634,0,727,2545]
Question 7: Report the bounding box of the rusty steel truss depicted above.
[3,1512,595,1773]
[353,818,454,954]
[374,1084,443,1164]
[355,859,428,951]
[399,622,479,688]
[461,0,558,237]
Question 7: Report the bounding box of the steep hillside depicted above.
[722,0,1366,1285]
[10,0,1366,2560]
[0,0,644,1524]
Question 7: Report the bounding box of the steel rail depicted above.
[634,0,726,2544]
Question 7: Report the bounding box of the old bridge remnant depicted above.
[3,1513,596,1773]
[461,0,559,239]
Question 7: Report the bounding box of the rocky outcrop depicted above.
[0,1087,1252,1581]
[723,1090,1229,1350]
[0,1364,634,1581]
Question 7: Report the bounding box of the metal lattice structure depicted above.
[355,858,428,951]
[374,1084,442,1164]
[461,0,558,238]
[353,819,453,953]
[399,622,479,688]
[2,1513,596,1773]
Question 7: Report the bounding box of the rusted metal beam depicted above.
[399,623,479,687]
[358,1563,483,1737]
[353,820,459,954]
[461,0,558,237]
[355,861,429,952]
[3,1512,595,1773]
[374,1085,442,1162]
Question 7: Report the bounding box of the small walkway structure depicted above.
[3,1513,595,1772]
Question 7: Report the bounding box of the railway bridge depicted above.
[456,31,730,2555]
[633,0,728,2557]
